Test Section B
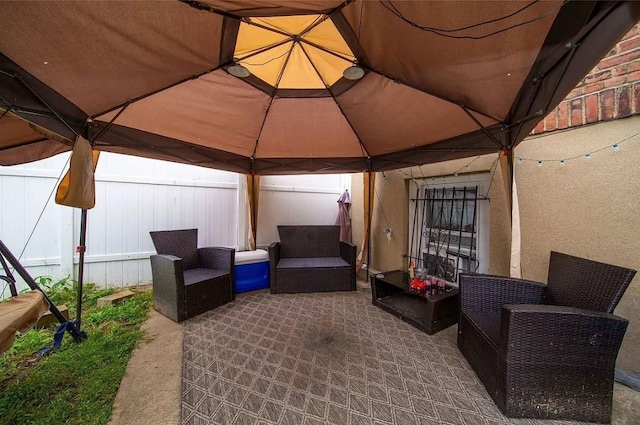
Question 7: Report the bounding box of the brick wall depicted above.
[531,24,640,135]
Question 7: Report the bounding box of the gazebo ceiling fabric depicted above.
[234,15,356,89]
[0,1,638,174]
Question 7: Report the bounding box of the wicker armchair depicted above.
[149,229,234,322]
[458,251,636,423]
[269,225,356,294]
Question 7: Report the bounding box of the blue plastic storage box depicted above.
[234,249,269,293]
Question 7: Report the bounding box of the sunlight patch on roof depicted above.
[234,15,355,89]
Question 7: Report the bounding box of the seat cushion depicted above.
[184,268,228,285]
[464,310,502,346]
[277,257,349,269]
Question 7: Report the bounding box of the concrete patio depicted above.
[108,286,640,425]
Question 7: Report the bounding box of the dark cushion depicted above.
[150,229,200,270]
[278,225,340,258]
[465,310,501,347]
[184,268,228,285]
[277,257,350,269]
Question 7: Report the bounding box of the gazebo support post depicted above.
[76,208,87,330]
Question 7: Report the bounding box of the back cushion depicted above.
[150,229,200,270]
[278,225,340,258]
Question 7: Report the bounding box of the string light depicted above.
[402,131,635,180]
[515,131,638,166]
[452,155,481,175]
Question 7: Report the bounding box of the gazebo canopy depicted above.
[1,0,638,174]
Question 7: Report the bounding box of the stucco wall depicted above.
[515,116,640,371]
[352,115,640,371]
[350,173,408,273]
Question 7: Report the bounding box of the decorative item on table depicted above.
[409,268,427,296]
[428,276,446,289]
[427,276,447,293]
[414,267,427,281]
[409,277,426,296]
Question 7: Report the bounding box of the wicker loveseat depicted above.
[458,251,636,423]
[268,225,356,294]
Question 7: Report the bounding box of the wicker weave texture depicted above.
[458,313,499,400]
[269,226,356,294]
[199,246,234,271]
[275,268,354,294]
[150,229,200,270]
[546,251,637,313]
[459,274,544,315]
[501,304,628,363]
[150,254,185,322]
[149,229,235,322]
[278,225,341,258]
[457,251,636,423]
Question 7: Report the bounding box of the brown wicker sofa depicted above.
[458,251,636,423]
[268,225,356,294]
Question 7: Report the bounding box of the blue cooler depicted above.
[234,249,270,293]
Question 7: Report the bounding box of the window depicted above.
[408,174,490,284]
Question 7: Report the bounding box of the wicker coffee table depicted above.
[371,270,459,335]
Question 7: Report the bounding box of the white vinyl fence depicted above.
[256,174,351,247]
[0,152,350,295]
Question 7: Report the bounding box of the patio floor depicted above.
[179,288,598,425]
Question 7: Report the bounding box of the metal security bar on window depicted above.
[409,186,478,283]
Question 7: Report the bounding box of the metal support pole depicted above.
[76,209,88,330]
[366,171,372,282]
[409,185,419,268]
[0,253,18,297]
[506,148,515,218]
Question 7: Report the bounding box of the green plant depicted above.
[36,275,75,292]
[19,276,79,307]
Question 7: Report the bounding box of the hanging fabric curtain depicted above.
[55,135,100,209]
[510,175,522,278]
[335,189,351,243]
[246,174,260,250]
[357,172,375,272]
[499,150,522,278]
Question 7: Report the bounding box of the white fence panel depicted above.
[1,151,351,294]
[78,155,239,288]
[257,174,351,247]
[1,152,239,292]
[0,159,67,295]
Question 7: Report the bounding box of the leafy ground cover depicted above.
[0,277,151,425]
